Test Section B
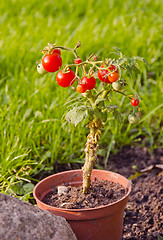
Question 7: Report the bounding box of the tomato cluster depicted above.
[37,43,141,125]
[37,49,120,93]
[98,64,119,84]
[76,76,96,93]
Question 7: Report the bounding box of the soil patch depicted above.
[42,179,126,209]
[105,146,163,240]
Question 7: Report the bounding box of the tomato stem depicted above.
[112,89,133,99]
[82,119,103,193]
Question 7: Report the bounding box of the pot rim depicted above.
[33,169,131,212]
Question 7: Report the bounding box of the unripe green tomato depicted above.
[128,114,139,124]
[37,63,47,74]
[112,81,123,91]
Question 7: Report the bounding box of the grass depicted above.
[0,0,163,199]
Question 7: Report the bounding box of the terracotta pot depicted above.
[33,169,131,240]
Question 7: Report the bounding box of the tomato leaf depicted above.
[105,105,119,111]
[94,97,106,105]
[65,106,87,126]
[112,110,124,124]
[134,56,150,68]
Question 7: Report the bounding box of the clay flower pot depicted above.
[33,169,131,240]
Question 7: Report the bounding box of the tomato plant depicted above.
[81,76,96,90]
[42,54,62,72]
[56,69,75,87]
[36,41,147,194]
[131,98,139,107]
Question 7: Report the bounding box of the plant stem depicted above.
[82,119,103,193]
[112,89,133,99]
[51,45,78,58]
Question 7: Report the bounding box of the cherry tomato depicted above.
[77,84,87,93]
[108,72,119,83]
[37,63,47,74]
[98,66,111,83]
[56,69,75,87]
[131,98,139,107]
[108,64,118,73]
[81,76,96,90]
[128,114,139,124]
[74,58,82,64]
[112,81,123,91]
[51,48,61,55]
[42,54,62,72]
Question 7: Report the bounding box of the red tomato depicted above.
[56,69,75,87]
[131,98,139,107]
[42,54,62,72]
[98,67,111,83]
[74,58,82,64]
[108,64,118,73]
[77,84,87,93]
[51,49,61,55]
[108,72,119,83]
[81,76,96,90]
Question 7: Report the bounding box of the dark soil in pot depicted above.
[42,179,127,209]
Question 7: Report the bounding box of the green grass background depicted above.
[0,0,163,200]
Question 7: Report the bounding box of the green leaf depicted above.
[112,110,124,124]
[87,108,94,121]
[116,58,127,65]
[94,97,106,105]
[105,105,119,112]
[113,47,121,53]
[11,181,23,195]
[133,58,147,72]
[94,109,103,119]
[23,183,35,194]
[124,65,133,75]
[134,56,150,68]
[65,106,87,126]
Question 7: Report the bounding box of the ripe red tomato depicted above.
[108,64,118,73]
[77,84,87,93]
[98,67,111,83]
[81,76,96,90]
[108,72,119,83]
[56,69,75,87]
[51,48,61,55]
[74,58,82,64]
[131,98,139,107]
[42,54,62,72]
